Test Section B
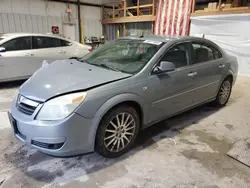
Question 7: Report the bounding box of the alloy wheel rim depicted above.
[104,112,136,152]
[219,80,231,104]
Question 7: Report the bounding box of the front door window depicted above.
[1,37,31,51]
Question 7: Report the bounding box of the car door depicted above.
[32,36,66,61]
[189,42,226,105]
[147,42,198,123]
[60,39,75,59]
[0,36,35,81]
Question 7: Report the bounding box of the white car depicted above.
[0,33,92,83]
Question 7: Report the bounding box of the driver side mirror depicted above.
[153,61,175,74]
[0,47,6,53]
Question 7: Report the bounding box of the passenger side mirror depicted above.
[0,47,6,53]
[153,61,175,74]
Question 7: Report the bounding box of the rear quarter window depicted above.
[61,40,72,47]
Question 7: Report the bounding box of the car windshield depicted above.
[79,39,164,74]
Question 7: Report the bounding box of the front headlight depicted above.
[36,92,87,120]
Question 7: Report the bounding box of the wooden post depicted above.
[112,5,115,18]
[123,23,126,36]
[218,0,222,10]
[124,0,126,17]
[152,0,155,15]
[77,0,82,43]
[101,5,105,38]
[137,0,139,16]
[191,0,196,13]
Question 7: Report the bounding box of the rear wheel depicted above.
[213,78,232,107]
[95,105,140,158]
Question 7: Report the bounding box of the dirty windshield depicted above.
[80,39,164,74]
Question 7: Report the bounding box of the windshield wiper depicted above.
[99,64,120,72]
[76,59,120,72]
[77,58,90,64]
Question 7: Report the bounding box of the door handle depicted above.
[58,50,66,54]
[219,64,225,68]
[188,72,197,77]
[25,53,34,57]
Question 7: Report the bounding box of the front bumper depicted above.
[9,99,97,157]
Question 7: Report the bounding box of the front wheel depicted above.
[95,105,140,158]
[213,78,232,107]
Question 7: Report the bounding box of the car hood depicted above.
[19,59,131,102]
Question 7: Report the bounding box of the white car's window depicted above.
[192,43,222,64]
[161,43,189,68]
[32,36,61,49]
[0,37,31,51]
[61,40,72,47]
[0,38,4,41]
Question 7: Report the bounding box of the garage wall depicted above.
[0,0,80,41]
[0,0,104,42]
[126,22,153,36]
[80,6,102,38]
[190,14,250,75]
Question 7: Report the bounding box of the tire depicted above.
[213,77,232,107]
[95,105,140,158]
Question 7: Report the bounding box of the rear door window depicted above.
[32,36,61,49]
[1,37,31,51]
[192,43,222,64]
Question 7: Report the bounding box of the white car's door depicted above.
[59,39,75,59]
[31,36,65,63]
[0,36,36,81]
[60,39,90,59]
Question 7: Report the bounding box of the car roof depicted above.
[118,35,207,43]
[0,32,70,41]
[118,35,173,42]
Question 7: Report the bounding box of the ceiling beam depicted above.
[102,15,156,24]
[47,0,112,8]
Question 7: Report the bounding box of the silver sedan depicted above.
[9,36,238,158]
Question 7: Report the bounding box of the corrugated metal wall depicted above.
[105,22,153,41]
[0,13,63,34]
[80,6,102,38]
[105,24,124,41]
[0,0,104,42]
[0,0,78,39]
[126,22,153,36]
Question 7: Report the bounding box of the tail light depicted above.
[88,47,94,52]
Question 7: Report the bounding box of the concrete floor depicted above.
[0,76,250,188]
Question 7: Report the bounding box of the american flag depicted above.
[154,0,192,36]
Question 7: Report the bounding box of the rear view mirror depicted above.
[153,61,175,74]
[0,47,6,53]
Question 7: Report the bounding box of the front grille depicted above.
[17,102,36,115]
[31,140,64,150]
[16,95,40,115]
